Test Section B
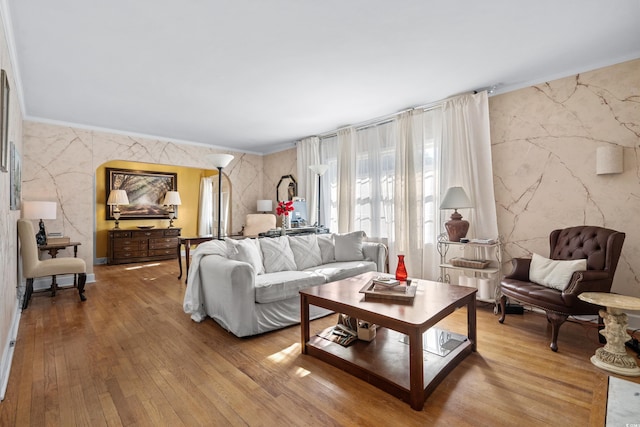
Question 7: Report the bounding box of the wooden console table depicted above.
[108,228,181,265]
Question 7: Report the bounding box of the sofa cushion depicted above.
[529,253,587,291]
[334,231,366,261]
[226,238,264,275]
[308,260,377,283]
[288,234,322,270]
[254,271,326,303]
[317,234,335,264]
[260,236,297,273]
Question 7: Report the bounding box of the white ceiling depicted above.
[5,0,640,154]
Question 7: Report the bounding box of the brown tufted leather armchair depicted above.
[499,226,625,352]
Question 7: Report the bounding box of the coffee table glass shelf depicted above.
[300,271,477,411]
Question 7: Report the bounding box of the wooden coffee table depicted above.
[300,271,477,411]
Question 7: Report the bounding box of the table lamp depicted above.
[163,190,182,228]
[440,186,473,242]
[107,189,130,230]
[22,200,57,245]
[257,199,273,213]
[208,153,234,239]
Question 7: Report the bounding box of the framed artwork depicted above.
[0,69,9,172]
[106,168,177,219]
[9,142,20,210]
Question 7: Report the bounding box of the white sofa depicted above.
[183,231,387,337]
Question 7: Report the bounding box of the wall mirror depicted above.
[276,175,297,202]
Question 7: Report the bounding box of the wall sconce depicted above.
[163,191,182,228]
[107,189,129,230]
[440,186,473,242]
[257,199,273,213]
[22,200,57,245]
[596,146,623,175]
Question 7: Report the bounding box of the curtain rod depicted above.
[310,89,486,141]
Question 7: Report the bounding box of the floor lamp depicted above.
[208,154,234,239]
[309,164,329,226]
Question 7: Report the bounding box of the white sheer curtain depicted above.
[320,135,338,231]
[441,91,498,239]
[337,128,356,233]
[198,177,214,236]
[297,136,321,224]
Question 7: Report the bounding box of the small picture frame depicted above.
[9,141,20,210]
[0,69,9,173]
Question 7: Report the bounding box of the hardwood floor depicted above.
[1,260,638,426]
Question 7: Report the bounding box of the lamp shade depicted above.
[440,187,473,210]
[22,201,57,220]
[107,189,129,205]
[163,191,182,206]
[257,199,272,212]
[208,153,234,168]
[596,146,623,175]
[309,164,329,176]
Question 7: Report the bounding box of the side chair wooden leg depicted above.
[498,295,507,323]
[78,273,87,302]
[547,312,568,352]
[22,278,34,310]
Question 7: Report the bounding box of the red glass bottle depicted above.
[395,255,408,281]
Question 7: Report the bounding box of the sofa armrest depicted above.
[504,258,532,282]
[362,242,388,273]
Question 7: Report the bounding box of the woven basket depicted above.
[450,257,491,269]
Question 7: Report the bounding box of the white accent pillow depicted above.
[317,234,335,264]
[288,234,322,270]
[260,236,298,273]
[226,238,264,275]
[529,253,587,291]
[334,231,366,262]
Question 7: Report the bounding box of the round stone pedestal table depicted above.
[578,292,640,377]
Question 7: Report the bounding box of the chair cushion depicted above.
[260,236,297,273]
[529,253,586,291]
[226,238,264,275]
[254,271,325,303]
[32,258,86,278]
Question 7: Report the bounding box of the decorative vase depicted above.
[395,255,408,281]
[281,215,287,236]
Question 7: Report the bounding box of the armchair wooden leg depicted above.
[547,312,568,352]
[498,295,507,323]
[78,273,87,302]
[22,278,34,310]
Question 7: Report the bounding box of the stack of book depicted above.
[47,232,70,245]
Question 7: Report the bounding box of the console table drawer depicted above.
[149,248,176,257]
[113,250,148,259]
[149,237,179,249]
[113,239,146,250]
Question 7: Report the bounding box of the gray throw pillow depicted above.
[317,234,335,264]
[260,236,297,273]
[226,238,264,275]
[288,234,322,270]
[334,231,366,262]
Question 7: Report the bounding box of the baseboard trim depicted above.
[0,299,21,401]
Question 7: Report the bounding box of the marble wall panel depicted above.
[22,122,264,272]
[491,58,640,299]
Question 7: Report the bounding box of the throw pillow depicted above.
[334,231,366,262]
[260,236,297,273]
[529,253,587,291]
[317,234,335,264]
[226,238,264,275]
[288,234,322,270]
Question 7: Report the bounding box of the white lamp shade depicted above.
[257,199,273,212]
[440,187,473,209]
[596,146,623,175]
[163,191,182,206]
[309,164,329,176]
[208,153,235,168]
[22,201,57,220]
[107,189,130,205]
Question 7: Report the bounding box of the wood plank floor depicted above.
[2,260,639,426]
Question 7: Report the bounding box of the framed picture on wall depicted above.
[10,142,20,210]
[0,69,9,173]
[106,168,177,219]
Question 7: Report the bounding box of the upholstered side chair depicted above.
[243,214,276,237]
[499,225,625,352]
[18,219,87,309]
